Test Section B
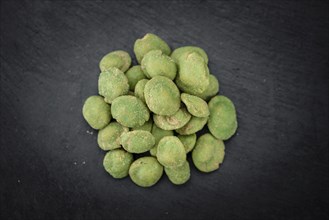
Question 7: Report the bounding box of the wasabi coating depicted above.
[181,93,210,117]
[176,116,208,135]
[208,95,238,140]
[98,67,129,103]
[134,33,171,64]
[177,134,197,153]
[132,118,153,132]
[157,136,186,168]
[144,76,180,116]
[103,149,133,179]
[197,74,219,101]
[175,52,209,95]
[165,161,190,185]
[149,125,174,156]
[120,130,155,153]
[82,95,111,130]
[129,157,163,187]
[153,107,191,130]
[99,50,131,73]
[171,46,208,64]
[134,79,149,103]
[141,50,177,80]
[192,133,225,172]
[125,65,146,91]
[111,95,150,128]
[97,122,129,151]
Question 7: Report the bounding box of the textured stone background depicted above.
[1,1,328,219]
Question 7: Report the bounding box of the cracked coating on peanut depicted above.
[181,93,210,117]
[153,107,191,130]
[176,115,208,135]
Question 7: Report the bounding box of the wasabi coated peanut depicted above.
[111,95,150,128]
[157,136,186,168]
[153,107,191,130]
[165,161,190,185]
[144,76,180,116]
[141,50,177,80]
[181,93,210,117]
[98,67,129,103]
[134,33,171,64]
[171,46,208,64]
[149,125,174,156]
[132,118,153,132]
[176,116,208,135]
[99,50,131,73]
[175,52,210,95]
[82,95,111,130]
[120,130,155,153]
[177,134,197,153]
[208,95,238,140]
[125,65,146,91]
[97,122,129,151]
[129,156,163,187]
[103,149,133,178]
[192,133,225,172]
[134,79,148,103]
[197,74,219,101]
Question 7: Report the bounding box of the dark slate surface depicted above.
[0,1,328,219]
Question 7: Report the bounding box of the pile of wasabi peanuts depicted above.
[82,33,238,187]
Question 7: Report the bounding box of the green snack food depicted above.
[149,125,174,156]
[99,50,132,73]
[181,93,210,117]
[171,46,208,64]
[111,95,150,128]
[97,122,129,151]
[141,50,177,80]
[103,149,133,178]
[129,156,163,187]
[120,130,155,153]
[98,67,129,103]
[176,116,208,135]
[134,33,171,64]
[157,136,186,168]
[165,160,190,185]
[82,95,111,130]
[132,118,153,132]
[134,79,149,103]
[197,74,219,101]
[177,134,197,153]
[208,95,238,140]
[175,52,209,95]
[144,76,180,116]
[153,107,191,130]
[125,65,146,91]
[192,133,225,172]
[84,33,238,187]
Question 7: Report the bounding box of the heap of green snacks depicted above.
[82,33,238,187]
